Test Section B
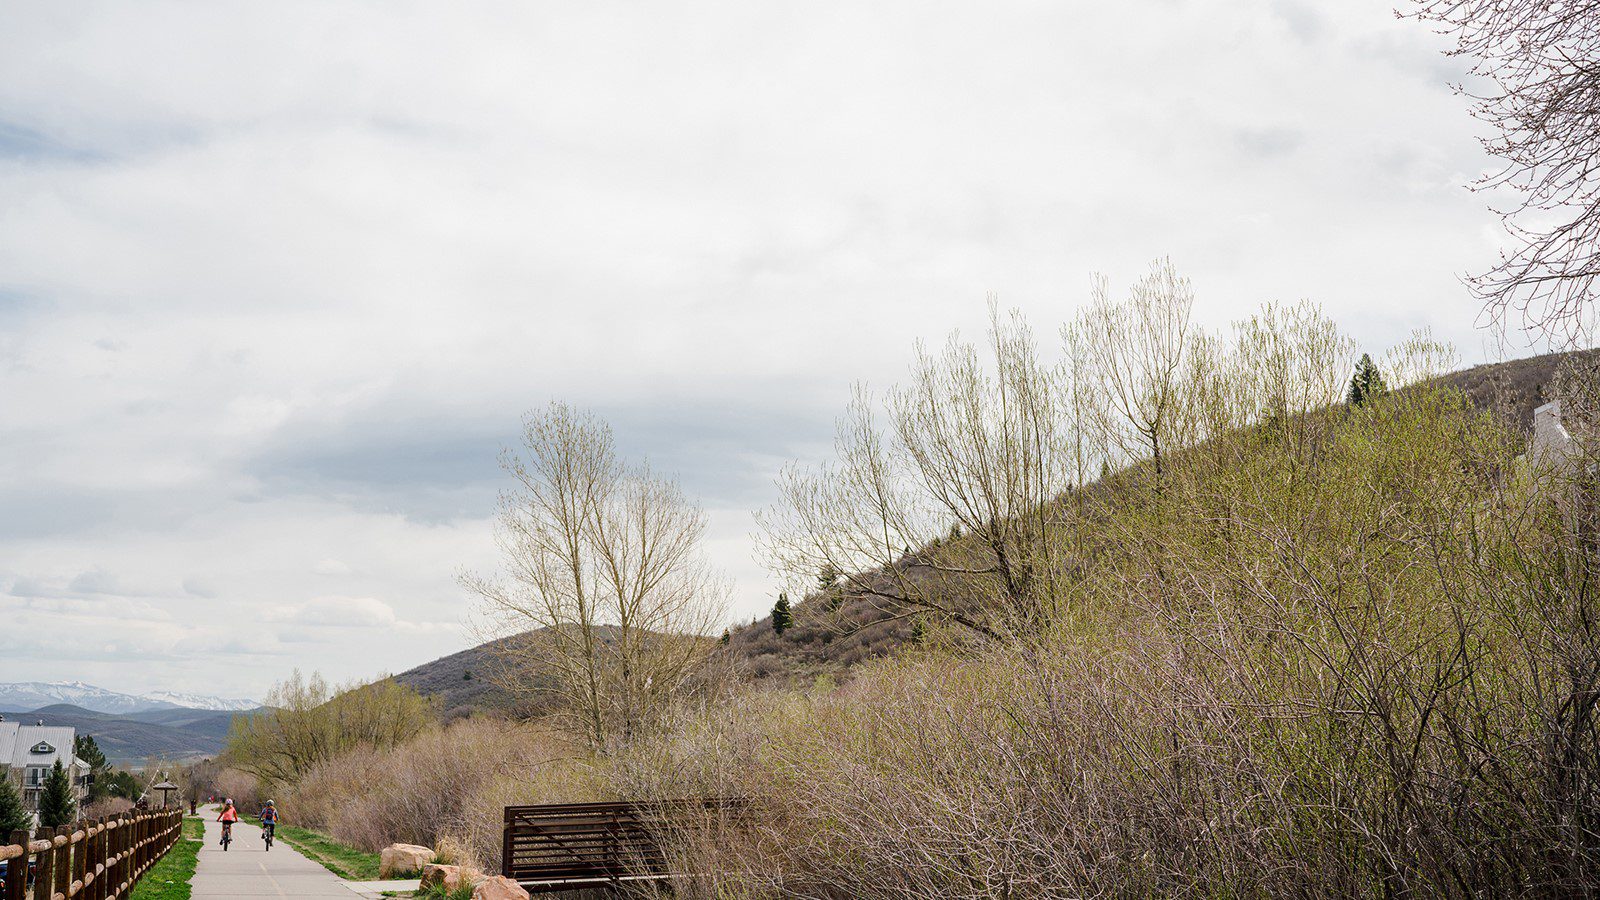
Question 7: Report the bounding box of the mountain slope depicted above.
[383,350,1600,712]
[1,703,255,763]
[0,682,170,715]
[393,635,520,720]
[0,682,257,715]
[723,348,1600,682]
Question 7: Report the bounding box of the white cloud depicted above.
[0,0,1507,697]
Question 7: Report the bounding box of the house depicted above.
[0,716,90,817]
[1530,400,1578,471]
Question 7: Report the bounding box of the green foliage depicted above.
[816,564,839,593]
[37,760,76,828]
[0,772,29,834]
[1347,352,1388,406]
[274,825,383,880]
[126,819,202,900]
[418,883,475,900]
[105,769,141,800]
[719,629,730,646]
[224,670,434,786]
[771,593,793,636]
[624,372,1600,896]
[75,734,109,802]
[74,734,107,771]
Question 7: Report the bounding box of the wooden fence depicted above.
[0,809,184,900]
[502,799,740,894]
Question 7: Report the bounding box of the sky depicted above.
[0,0,1510,700]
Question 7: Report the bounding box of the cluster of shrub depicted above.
[218,266,1600,897]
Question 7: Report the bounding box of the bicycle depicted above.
[220,820,233,851]
[261,821,275,851]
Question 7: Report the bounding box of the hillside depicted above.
[722,348,1600,683]
[393,635,519,719]
[2,703,253,763]
[381,350,1599,710]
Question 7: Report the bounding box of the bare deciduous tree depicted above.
[1079,259,1197,487]
[759,303,1080,638]
[1409,0,1600,340]
[464,403,728,751]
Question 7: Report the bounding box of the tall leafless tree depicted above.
[1409,0,1600,341]
[464,403,727,751]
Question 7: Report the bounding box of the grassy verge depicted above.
[127,817,205,900]
[274,824,385,881]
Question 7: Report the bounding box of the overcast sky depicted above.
[0,0,1510,700]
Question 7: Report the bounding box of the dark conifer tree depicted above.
[0,773,29,835]
[74,735,108,803]
[1348,353,1388,407]
[771,593,794,636]
[37,760,76,828]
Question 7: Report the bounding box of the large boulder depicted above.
[472,875,531,900]
[379,843,434,878]
[421,864,484,892]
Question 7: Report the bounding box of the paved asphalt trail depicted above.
[189,807,357,899]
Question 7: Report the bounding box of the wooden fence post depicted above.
[72,822,86,900]
[3,830,28,900]
[52,828,69,900]
[31,827,51,900]
[88,818,102,900]
[91,816,104,900]
[112,815,124,898]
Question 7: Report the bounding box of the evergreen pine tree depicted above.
[37,760,76,828]
[74,735,108,803]
[771,593,793,636]
[910,617,927,644]
[816,564,839,594]
[1347,353,1388,407]
[719,629,730,646]
[0,773,30,835]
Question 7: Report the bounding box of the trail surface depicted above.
[190,808,356,899]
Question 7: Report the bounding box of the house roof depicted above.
[0,721,78,771]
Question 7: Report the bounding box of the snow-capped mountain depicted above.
[140,691,258,712]
[0,681,257,715]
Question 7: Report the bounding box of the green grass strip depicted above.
[273,823,384,881]
[127,817,205,900]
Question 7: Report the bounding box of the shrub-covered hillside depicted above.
[725,345,1600,685]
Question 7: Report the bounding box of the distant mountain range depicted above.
[0,703,257,763]
[0,681,257,715]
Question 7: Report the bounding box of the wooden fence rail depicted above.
[0,809,184,900]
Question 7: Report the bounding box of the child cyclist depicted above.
[217,799,239,847]
[259,800,279,842]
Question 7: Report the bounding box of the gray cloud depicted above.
[0,0,1503,697]
[1235,126,1306,159]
